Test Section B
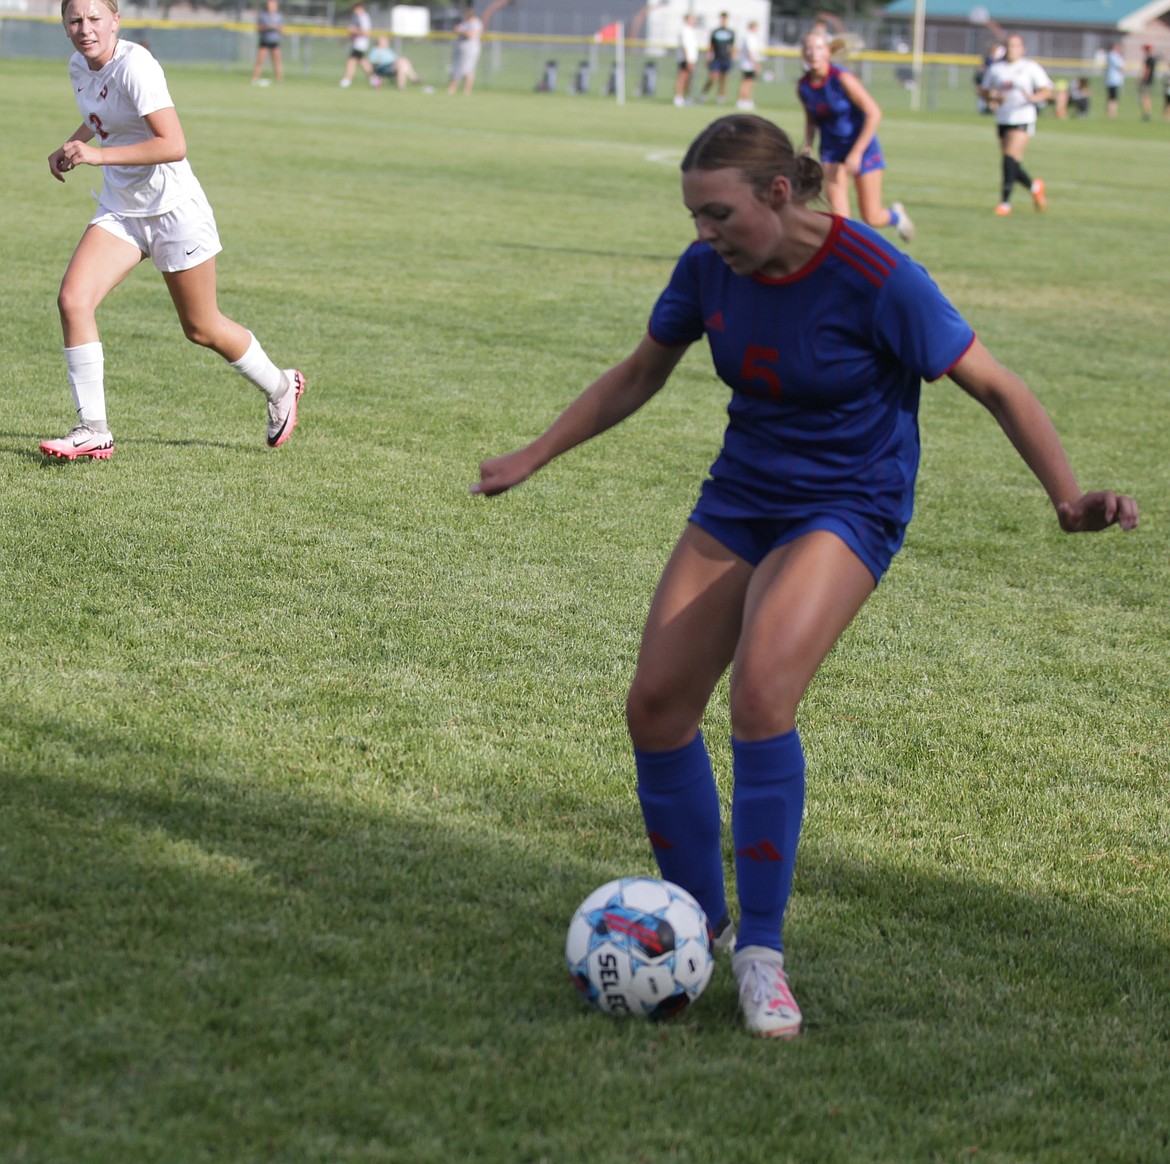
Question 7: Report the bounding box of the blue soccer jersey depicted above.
[799,65,881,167]
[647,216,975,567]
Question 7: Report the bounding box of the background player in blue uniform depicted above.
[473,115,1138,1038]
[798,31,913,242]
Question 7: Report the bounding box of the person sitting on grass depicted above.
[368,36,424,90]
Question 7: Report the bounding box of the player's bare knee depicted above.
[626,683,700,752]
[728,682,797,742]
[181,320,219,348]
[57,285,93,326]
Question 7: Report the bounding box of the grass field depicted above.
[2,57,1168,1163]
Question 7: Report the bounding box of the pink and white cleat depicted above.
[267,370,305,448]
[733,945,803,1038]
[39,424,114,461]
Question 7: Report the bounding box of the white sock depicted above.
[229,332,288,400]
[65,341,108,432]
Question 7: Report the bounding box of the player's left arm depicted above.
[838,71,882,170]
[799,98,817,153]
[61,104,187,170]
[1026,64,1054,105]
[947,339,1138,533]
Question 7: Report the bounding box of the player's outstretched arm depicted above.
[472,334,689,497]
[948,338,1139,533]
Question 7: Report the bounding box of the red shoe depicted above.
[1031,179,1047,211]
[995,202,1012,216]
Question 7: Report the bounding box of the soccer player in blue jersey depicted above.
[798,31,914,242]
[473,115,1138,1038]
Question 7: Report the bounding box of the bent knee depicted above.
[728,680,798,741]
[626,681,704,752]
[57,284,97,324]
[180,320,218,347]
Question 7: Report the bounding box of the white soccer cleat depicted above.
[891,201,915,243]
[39,423,114,461]
[710,913,737,955]
[267,370,305,448]
[733,945,802,1038]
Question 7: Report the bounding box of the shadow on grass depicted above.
[0,433,245,465]
[496,240,679,264]
[2,704,1167,1162]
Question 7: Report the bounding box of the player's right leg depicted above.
[41,226,145,459]
[627,521,749,752]
[627,522,751,949]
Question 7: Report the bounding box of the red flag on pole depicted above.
[594,21,622,43]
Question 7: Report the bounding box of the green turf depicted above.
[1,58,1167,1163]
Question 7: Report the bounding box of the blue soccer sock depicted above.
[731,729,806,953]
[634,732,728,929]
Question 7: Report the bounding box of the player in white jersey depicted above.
[979,33,1053,217]
[736,20,762,110]
[42,0,304,461]
[447,7,483,96]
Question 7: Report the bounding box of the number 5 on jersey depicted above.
[741,345,782,399]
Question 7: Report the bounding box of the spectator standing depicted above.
[447,6,483,95]
[1139,44,1157,119]
[1105,42,1125,118]
[699,11,735,104]
[251,0,283,85]
[674,13,699,106]
[736,19,762,110]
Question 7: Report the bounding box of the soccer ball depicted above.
[565,876,715,1020]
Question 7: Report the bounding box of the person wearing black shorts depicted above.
[252,0,283,84]
[700,11,735,104]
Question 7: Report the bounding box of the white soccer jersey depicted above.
[69,38,205,216]
[983,56,1052,126]
[738,28,761,70]
[350,9,372,52]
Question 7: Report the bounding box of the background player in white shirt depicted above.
[673,14,700,106]
[979,33,1052,217]
[736,20,762,110]
[43,0,304,460]
[339,3,376,88]
[447,7,483,96]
